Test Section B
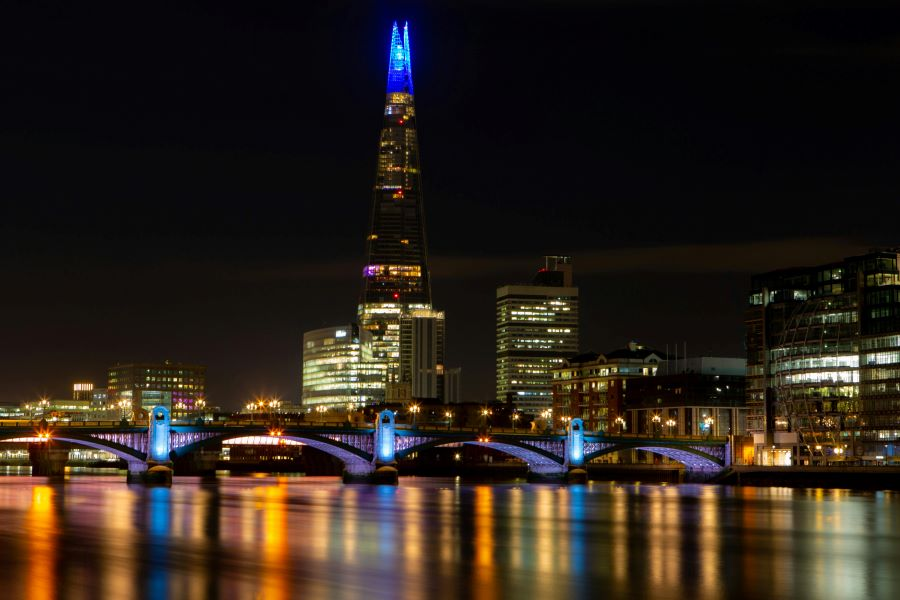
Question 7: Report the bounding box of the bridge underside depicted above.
[587,445,724,471]
[462,441,564,474]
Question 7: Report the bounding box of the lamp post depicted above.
[614,416,626,436]
[315,404,327,422]
[117,399,130,421]
[481,407,492,431]
[665,418,676,437]
[651,413,661,437]
[704,416,715,439]
[409,403,421,428]
[511,411,520,432]
[444,410,453,431]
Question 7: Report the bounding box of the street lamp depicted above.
[409,403,421,427]
[480,407,492,431]
[511,411,520,432]
[614,416,626,435]
[665,418,676,437]
[117,399,130,421]
[651,413,661,437]
[703,416,715,439]
[315,405,327,421]
[444,410,453,431]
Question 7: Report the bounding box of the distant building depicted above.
[302,324,385,410]
[551,342,665,431]
[72,382,94,403]
[444,367,462,404]
[497,256,579,414]
[747,248,900,465]
[623,357,748,449]
[400,309,445,400]
[108,361,206,415]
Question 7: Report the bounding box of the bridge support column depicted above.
[28,444,68,478]
[342,410,399,484]
[128,406,173,485]
[565,418,588,484]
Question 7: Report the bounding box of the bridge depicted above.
[0,407,731,482]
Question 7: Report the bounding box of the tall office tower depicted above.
[359,22,434,391]
[746,249,900,464]
[302,324,385,409]
[496,256,580,414]
[400,309,445,400]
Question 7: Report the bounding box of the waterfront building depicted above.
[497,256,579,414]
[747,248,900,464]
[107,361,206,415]
[358,22,445,395]
[302,324,385,410]
[551,341,664,431]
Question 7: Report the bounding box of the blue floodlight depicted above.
[386,21,414,94]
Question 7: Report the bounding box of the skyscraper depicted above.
[359,22,434,391]
[497,256,580,414]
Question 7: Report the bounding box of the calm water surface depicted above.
[0,475,898,599]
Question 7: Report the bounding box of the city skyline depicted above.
[3,2,899,408]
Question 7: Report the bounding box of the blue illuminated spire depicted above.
[386,21,414,94]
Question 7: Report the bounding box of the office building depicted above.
[107,361,206,415]
[497,256,579,414]
[358,22,439,391]
[302,324,385,409]
[399,309,445,400]
[747,248,900,464]
[72,382,94,404]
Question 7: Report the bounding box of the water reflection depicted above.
[0,477,895,599]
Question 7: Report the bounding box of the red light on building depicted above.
[393,293,400,299]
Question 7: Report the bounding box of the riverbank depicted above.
[711,465,900,490]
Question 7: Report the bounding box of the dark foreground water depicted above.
[0,475,898,600]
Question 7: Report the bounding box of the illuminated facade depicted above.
[551,343,664,431]
[107,361,206,415]
[302,324,385,409]
[747,249,900,464]
[359,22,434,387]
[497,256,579,414]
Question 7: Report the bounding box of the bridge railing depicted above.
[0,420,133,428]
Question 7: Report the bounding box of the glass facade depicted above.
[359,22,435,388]
[496,257,579,414]
[302,324,385,409]
[747,250,900,461]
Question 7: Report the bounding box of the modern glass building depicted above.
[497,256,579,414]
[399,308,445,400]
[746,248,900,464]
[302,324,385,409]
[107,361,206,415]
[358,22,434,390]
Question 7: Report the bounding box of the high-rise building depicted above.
[107,361,206,415]
[302,324,385,409]
[400,309,445,400]
[497,256,579,414]
[746,248,900,464]
[358,22,440,394]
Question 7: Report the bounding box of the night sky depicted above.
[2,1,899,408]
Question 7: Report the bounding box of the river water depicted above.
[0,474,897,599]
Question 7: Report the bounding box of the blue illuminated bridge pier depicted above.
[0,408,730,483]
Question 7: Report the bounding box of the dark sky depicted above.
[2,1,899,408]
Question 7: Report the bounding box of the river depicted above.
[0,474,897,599]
